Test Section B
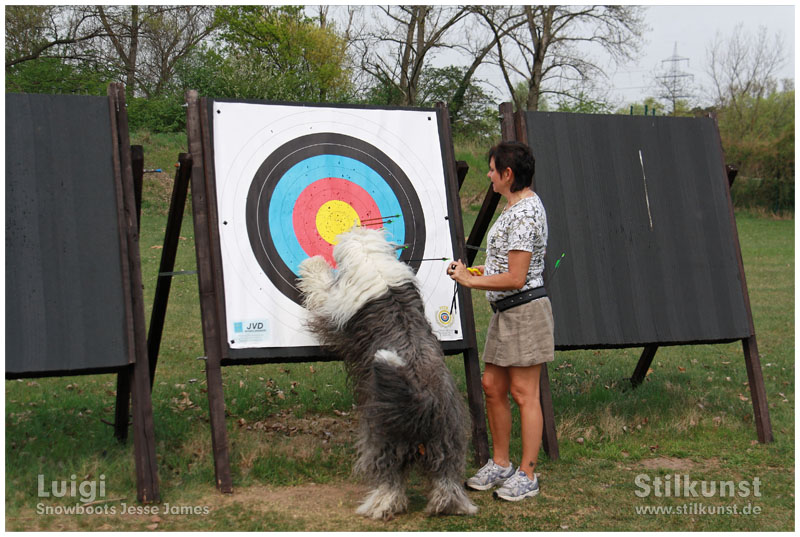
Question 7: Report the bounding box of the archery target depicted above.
[212,101,462,349]
[245,133,426,305]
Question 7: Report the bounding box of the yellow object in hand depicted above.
[467,267,482,275]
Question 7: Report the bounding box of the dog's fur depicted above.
[297,227,477,520]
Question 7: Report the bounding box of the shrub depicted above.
[730,175,795,215]
[127,94,185,133]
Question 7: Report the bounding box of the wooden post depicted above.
[113,371,132,442]
[461,103,560,461]
[131,145,144,229]
[726,164,738,188]
[186,90,234,491]
[513,108,559,460]
[108,83,160,503]
[114,145,146,441]
[147,154,193,386]
[436,103,490,466]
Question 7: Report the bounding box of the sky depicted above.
[325,5,795,108]
[605,4,796,107]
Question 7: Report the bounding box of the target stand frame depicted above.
[6,84,159,503]
[467,104,772,452]
[176,91,489,492]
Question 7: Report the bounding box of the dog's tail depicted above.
[366,349,435,439]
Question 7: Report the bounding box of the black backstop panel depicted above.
[526,112,751,349]
[6,93,132,375]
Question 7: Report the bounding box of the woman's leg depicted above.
[508,364,543,479]
[482,363,512,466]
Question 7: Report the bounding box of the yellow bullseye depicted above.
[316,200,360,245]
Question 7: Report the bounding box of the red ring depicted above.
[292,177,382,266]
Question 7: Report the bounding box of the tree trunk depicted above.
[399,9,417,106]
[525,6,553,111]
[127,6,139,95]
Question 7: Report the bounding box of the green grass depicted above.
[5,133,794,531]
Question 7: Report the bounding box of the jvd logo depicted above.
[233,320,268,334]
[38,474,106,503]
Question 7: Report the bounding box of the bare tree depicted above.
[90,5,218,96]
[446,6,526,121]
[5,6,103,68]
[707,24,790,141]
[485,5,646,111]
[136,6,217,96]
[706,24,785,115]
[355,5,470,106]
[94,5,146,93]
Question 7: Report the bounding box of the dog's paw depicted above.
[425,479,478,516]
[298,255,331,279]
[356,486,408,521]
[297,256,334,304]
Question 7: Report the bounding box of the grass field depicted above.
[5,132,795,531]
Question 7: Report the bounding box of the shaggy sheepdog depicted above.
[297,226,477,520]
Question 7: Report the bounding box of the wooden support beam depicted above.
[109,83,160,503]
[456,160,469,190]
[712,117,773,443]
[186,91,234,492]
[631,344,658,388]
[114,145,146,441]
[539,363,558,460]
[113,370,132,442]
[465,186,500,266]
[743,336,773,443]
[514,108,559,461]
[463,347,490,466]
[131,145,144,230]
[464,103,517,265]
[436,102,490,466]
[147,154,193,387]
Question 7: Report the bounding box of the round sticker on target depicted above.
[436,306,454,328]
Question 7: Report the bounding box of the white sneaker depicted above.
[465,459,516,491]
[493,471,540,501]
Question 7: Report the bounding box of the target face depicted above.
[245,133,426,305]
[213,101,462,349]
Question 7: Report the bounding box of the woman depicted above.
[447,141,554,502]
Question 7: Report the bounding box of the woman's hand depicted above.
[447,251,531,292]
[446,259,475,287]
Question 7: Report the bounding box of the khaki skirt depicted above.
[483,297,554,367]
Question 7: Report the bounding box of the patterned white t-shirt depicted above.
[484,193,548,303]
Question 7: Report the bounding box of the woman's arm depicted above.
[447,250,531,291]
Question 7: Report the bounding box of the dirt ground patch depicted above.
[639,456,697,471]
[8,482,379,532]
[638,456,722,472]
[201,482,375,530]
